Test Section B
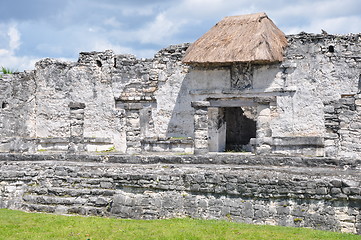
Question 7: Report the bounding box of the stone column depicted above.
[255,103,272,154]
[208,107,226,152]
[324,102,340,157]
[68,102,86,153]
[124,103,142,154]
[192,101,210,155]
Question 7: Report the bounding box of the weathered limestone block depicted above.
[194,115,208,130]
[192,102,210,154]
[1,155,361,233]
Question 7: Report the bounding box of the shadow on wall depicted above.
[165,72,194,138]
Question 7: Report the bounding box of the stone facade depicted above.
[2,16,361,235]
[0,44,191,154]
[0,154,361,234]
[1,33,360,156]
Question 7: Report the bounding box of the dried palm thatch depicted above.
[182,13,288,65]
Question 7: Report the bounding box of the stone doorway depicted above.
[207,104,257,153]
[194,98,267,154]
[224,107,256,152]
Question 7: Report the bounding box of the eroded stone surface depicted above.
[0,154,360,233]
[1,33,360,156]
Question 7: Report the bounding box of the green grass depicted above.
[98,146,116,153]
[1,67,16,74]
[0,209,360,240]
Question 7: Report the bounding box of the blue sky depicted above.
[1,0,360,71]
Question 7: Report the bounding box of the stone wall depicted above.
[0,72,37,152]
[0,44,192,154]
[0,153,361,234]
[274,33,361,139]
[325,94,361,158]
[173,33,361,156]
[0,33,361,156]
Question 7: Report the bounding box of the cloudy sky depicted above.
[1,0,360,71]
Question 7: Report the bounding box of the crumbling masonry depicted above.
[1,13,361,234]
[1,33,361,157]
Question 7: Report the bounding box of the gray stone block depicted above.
[69,102,86,109]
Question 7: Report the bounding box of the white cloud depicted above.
[182,0,225,15]
[35,43,65,55]
[0,24,39,70]
[306,16,361,34]
[267,0,361,34]
[135,13,183,45]
[103,17,122,28]
[120,5,155,17]
[283,15,361,35]
[130,0,240,45]
[1,0,361,71]
[0,54,39,71]
[8,25,21,51]
[91,38,134,54]
[88,38,157,58]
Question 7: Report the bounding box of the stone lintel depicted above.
[191,101,210,108]
[209,99,256,107]
[124,103,143,110]
[189,88,296,96]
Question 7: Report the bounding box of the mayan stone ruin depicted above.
[1,13,361,234]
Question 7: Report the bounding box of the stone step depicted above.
[30,177,115,189]
[23,203,108,216]
[23,193,112,208]
[23,194,88,206]
[23,203,56,213]
[27,186,116,197]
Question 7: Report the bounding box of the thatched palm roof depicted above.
[182,13,287,65]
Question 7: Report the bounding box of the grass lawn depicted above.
[0,209,360,240]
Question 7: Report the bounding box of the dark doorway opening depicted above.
[225,107,256,152]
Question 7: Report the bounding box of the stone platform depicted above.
[0,153,360,234]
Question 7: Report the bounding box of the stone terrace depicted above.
[0,153,361,234]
